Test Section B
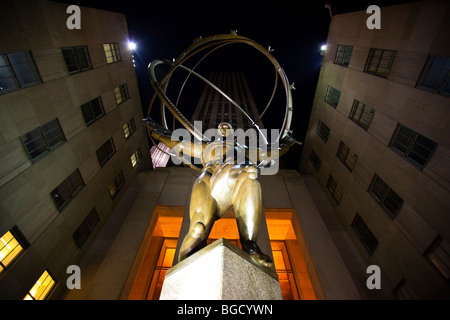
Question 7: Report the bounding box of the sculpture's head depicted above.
[218,122,234,138]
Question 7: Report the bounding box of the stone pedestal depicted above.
[159,238,283,300]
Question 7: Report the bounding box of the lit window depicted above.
[426,237,450,280]
[20,118,66,162]
[114,83,129,104]
[0,228,27,273]
[81,97,104,126]
[364,48,396,78]
[324,85,341,107]
[123,118,136,139]
[0,51,42,94]
[336,141,357,171]
[417,55,450,96]
[317,120,330,143]
[108,171,125,199]
[351,213,378,255]
[389,124,437,169]
[349,100,374,130]
[326,175,343,204]
[131,148,142,168]
[96,138,115,167]
[334,45,353,66]
[368,174,403,218]
[103,43,121,64]
[50,169,84,211]
[24,270,56,300]
[62,46,92,74]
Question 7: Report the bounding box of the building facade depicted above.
[299,0,450,298]
[0,0,151,299]
[191,71,264,131]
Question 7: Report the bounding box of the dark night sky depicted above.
[58,0,412,169]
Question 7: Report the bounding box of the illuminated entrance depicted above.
[126,206,317,300]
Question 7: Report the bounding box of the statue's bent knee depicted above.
[192,222,205,239]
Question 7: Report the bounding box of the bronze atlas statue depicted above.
[143,32,300,269]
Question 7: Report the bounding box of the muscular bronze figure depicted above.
[143,33,299,269]
[143,119,298,268]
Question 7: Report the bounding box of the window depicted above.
[20,118,66,162]
[349,100,375,130]
[103,43,121,64]
[108,171,125,199]
[317,120,330,143]
[309,150,321,173]
[131,147,142,168]
[50,169,84,211]
[426,237,450,280]
[114,83,129,104]
[0,227,29,273]
[123,118,136,139]
[73,208,99,248]
[23,270,56,300]
[81,97,104,126]
[0,51,41,94]
[368,174,403,218]
[337,141,358,171]
[62,46,92,74]
[364,48,396,78]
[351,213,378,255]
[334,45,353,66]
[325,85,341,107]
[389,124,437,169]
[417,55,450,96]
[326,175,343,204]
[96,138,115,166]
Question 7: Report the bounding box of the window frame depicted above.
[349,99,375,130]
[81,96,105,126]
[23,270,56,300]
[62,46,92,74]
[389,123,437,169]
[0,226,29,273]
[73,208,99,249]
[368,174,404,218]
[50,169,85,212]
[317,120,330,143]
[416,55,450,96]
[364,48,397,78]
[0,51,42,94]
[324,85,341,108]
[123,118,136,139]
[103,43,121,64]
[20,118,66,163]
[108,171,125,199]
[326,175,343,205]
[351,213,378,255]
[336,141,358,171]
[309,149,321,173]
[131,147,142,168]
[114,83,129,104]
[96,138,116,167]
[334,44,353,67]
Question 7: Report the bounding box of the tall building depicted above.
[191,72,264,131]
[299,0,450,299]
[0,0,151,299]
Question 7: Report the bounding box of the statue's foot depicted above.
[241,240,274,268]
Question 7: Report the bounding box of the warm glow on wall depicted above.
[126,206,317,300]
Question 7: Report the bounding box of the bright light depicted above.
[321,44,327,51]
[128,41,137,51]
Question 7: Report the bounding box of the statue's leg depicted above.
[178,170,217,262]
[231,166,273,267]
